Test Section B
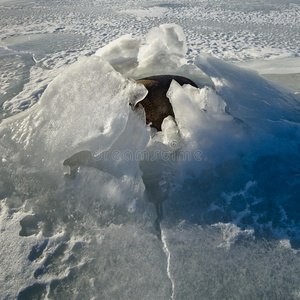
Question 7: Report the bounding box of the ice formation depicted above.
[1,21,300,299]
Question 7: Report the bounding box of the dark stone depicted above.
[136,75,198,131]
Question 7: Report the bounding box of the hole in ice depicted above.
[34,243,68,279]
[28,239,49,262]
[19,214,39,237]
[63,150,93,179]
[33,267,45,279]
[136,75,198,131]
[43,243,68,268]
[17,282,47,300]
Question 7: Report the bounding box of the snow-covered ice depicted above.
[0,0,300,299]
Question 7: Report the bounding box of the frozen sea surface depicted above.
[0,0,300,299]
[1,0,299,116]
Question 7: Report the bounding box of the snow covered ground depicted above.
[0,0,300,299]
[1,0,299,115]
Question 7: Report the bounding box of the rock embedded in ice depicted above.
[136,75,198,131]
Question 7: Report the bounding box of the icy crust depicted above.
[160,222,300,300]
[1,24,300,298]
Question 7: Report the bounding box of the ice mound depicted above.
[1,22,299,240]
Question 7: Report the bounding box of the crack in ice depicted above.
[161,228,175,300]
